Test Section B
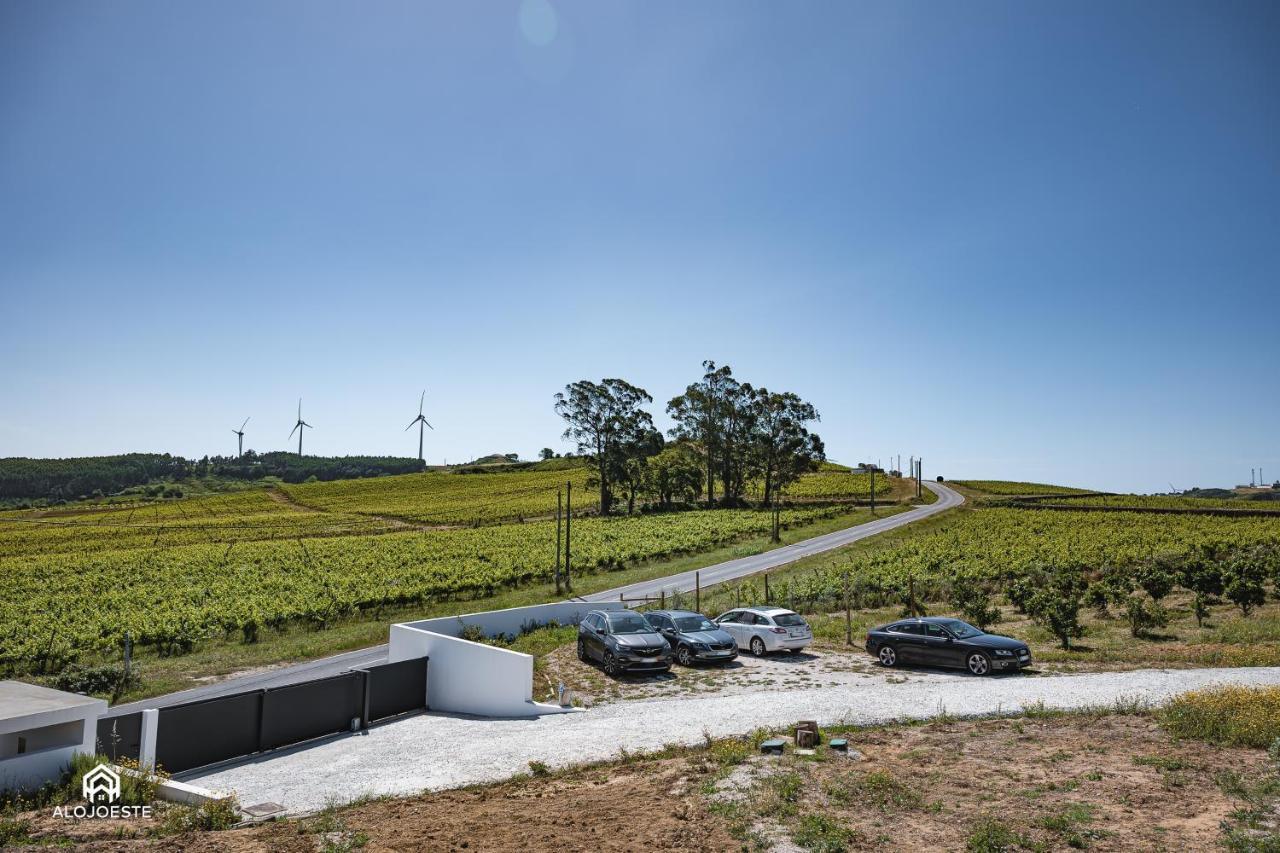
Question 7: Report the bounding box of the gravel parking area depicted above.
[187,665,1280,815]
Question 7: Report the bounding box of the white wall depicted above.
[390,625,576,717]
[0,745,79,793]
[401,600,625,640]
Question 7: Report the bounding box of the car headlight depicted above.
[993,649,1013,657]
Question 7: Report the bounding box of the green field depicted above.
[952,479,1096,496]
[1043,494,1280,512]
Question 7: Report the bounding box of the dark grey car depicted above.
[577,609,673,676]
[644,610,739,666]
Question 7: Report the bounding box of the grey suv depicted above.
[577,609,673,676]
[644,610,738,666]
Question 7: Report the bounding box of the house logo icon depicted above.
[82,763,121,804]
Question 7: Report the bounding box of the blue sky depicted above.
[1,1,1276,493]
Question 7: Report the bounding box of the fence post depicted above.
[843,570,852,646]
[357,670,372,729]
[138,709,159,771]
[660,589,665,608]
[695,571,701,613]
[765,573,771,604]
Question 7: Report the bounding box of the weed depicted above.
[158,796,240,833]
[793,813,858,852]
[1161,686,1280,747]
[1133,755,1190,771]
[528,760,550,777]
[966,817,1031,852]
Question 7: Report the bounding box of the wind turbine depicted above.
[232,417,249,457]
[289,399,313,456]
[405,390,434,463]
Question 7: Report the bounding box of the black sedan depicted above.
[865,617,1031,675]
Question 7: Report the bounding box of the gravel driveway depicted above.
[186,665,1280,815]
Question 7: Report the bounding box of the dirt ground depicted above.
[11,713,1274,852]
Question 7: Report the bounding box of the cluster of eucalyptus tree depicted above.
[554,361,824,515]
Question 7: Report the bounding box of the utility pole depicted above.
[843,570,852,645]
[564,480,572,593]
[554,490,563,596]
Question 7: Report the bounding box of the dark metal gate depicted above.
[151,656,428,774]
[361,656,429,722]
[96,711,142,762]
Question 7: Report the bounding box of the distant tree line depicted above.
[555,361,825,514]
[0,452,425,501]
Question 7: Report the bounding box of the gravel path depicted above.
[186,665,1280,814]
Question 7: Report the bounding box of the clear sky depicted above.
[1,1,1276,493]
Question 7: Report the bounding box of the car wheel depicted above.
[878,645,897,668]
[603,652,621,677]
[577,638,587,661]
[677,646,693,666]
[750,637,766,657]
[966,652,991,676]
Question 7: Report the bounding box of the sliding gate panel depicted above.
[259,672,363,751]
[364,656,428,721]
[155,690,263,774]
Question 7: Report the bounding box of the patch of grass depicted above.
[708,738,751,767]
[760,771,805,818]
[1160,686,1280,748]
[966,817,1033,852]
[1133,755,1190,771]
[159,796,240,833]
[833,768,922,812]
[793,813,859,852]
[528,760,550,776]
[1039,803,1102,848]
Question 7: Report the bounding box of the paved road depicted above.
[109,481,962,716]
[578,480,962,604]
[187,663,1280,813]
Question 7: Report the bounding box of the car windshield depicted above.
[674,616,716,632]
[937,619,982,638]
[773,613,806,627]
[606,614,653,634]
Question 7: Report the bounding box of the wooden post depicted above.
[771,497,780,543]
[565,481,572,592]
[735,584,741,608]
[843,570,852,645]
[555,490,563,596]
[870,469,876,515]
[660,589,666,608]
[695,571,701,613]
[765,572,771,604]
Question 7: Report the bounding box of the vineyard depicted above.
[952,480,1096,496]
[281,467,595,525]
[0,490,400,558]
[0,504,845,674]
[747,508,1280,629]
[1037,494,1280,512]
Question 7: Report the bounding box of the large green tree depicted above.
[554,378,656,514]
[747,387,824,505]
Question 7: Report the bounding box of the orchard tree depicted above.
[1023,563,1088,649]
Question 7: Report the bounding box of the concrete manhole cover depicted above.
[242,802,286,818]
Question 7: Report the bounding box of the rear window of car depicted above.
[773,613,806,627]
[889,623,922,635]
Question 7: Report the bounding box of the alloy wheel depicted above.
[879,646,897,667]
[678,646,692,666]
[751,637,766,657]
[577,639,587,661]
[967,653,990,676]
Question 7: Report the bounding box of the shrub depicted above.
[1160,686,1280,748]
[1224,554,1268,616]
[160,796,240,833]
[1023,564,1088,650]
[949,573,1001,631]
[50,663,132,696]
[1124,596,1169,638]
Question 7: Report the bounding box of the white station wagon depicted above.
[713,607,813,656]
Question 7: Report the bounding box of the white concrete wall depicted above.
[389,624,576,718]
[0,745,78,793]
[400,600,625,640]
